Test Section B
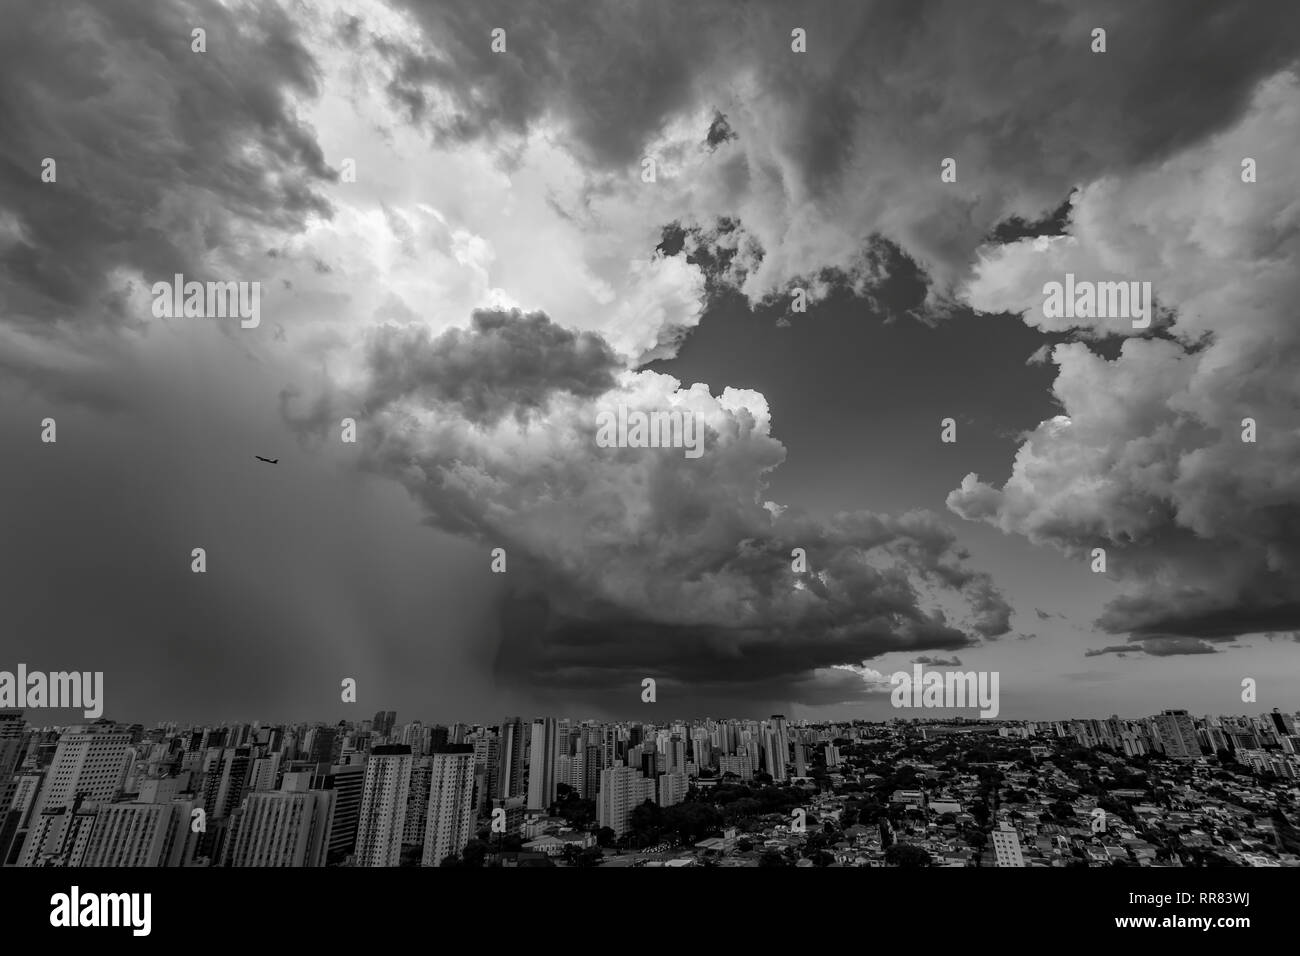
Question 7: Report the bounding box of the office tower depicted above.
[81,801,195,867]
[992,826,1025,867]
[1154,709,1199,759]
[422,746,476,867]
[429,724,449,753]
[311,763,365,864]
[371,711,397,738]
[355,745,413,867]
[496,718,526,800]
[201,746,253,821]
[449,723,469,745]
[602,725,621,769]
[471,732,499,813]
[763,729,785,783]
[767,716,790,782]
[28,723,132,820]
[404,758,433,847]
[247,753,280,793]
[597,766,647,837]
[1270,708,1295,738]
[527,718,558,810]
[17,798,100,867]
[0,710,26,865]
[226,786,333,867]
[657,772,687,809]
[690,730,711,771]
[556,754,572,798]
[794,742,808,778]
[584,745,601,800]
[401,722,425,756]
[665,735,687,776]
[307,726,338,765]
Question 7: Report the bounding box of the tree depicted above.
[736,838,754,853]
[758,848,789,867]
[884,844,931,868]
[460,839,489,868]
[595,826,617,848]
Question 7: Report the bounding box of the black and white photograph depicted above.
[1,0,1298,936]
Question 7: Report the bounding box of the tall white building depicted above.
[657,772,688,809]
[422,749,476,867]
[29,724,132,820]
[81,801,196,867]
[597,766,645,837]
[227,786,332,867]
[354,745,413,867]
[527,718,558,810]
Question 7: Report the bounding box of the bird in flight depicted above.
[254,456,279,464]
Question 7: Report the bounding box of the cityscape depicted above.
[3,706,1299,869]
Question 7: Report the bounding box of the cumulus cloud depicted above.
[950,71,1300,647]
[286,307,1011,706]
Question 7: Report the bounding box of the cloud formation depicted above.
[287,307,1011,708]
[0,0,334,393]
[951,72,1300,647]
[378,0,1300,303]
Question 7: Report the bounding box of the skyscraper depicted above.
[311,762,365,864]
[226,783,333,867]
[597,766,649,838]
[1154,710,1199,759]
[81,801,196,867]
[422,747,476,867]
[28,723,132,820]
[527,718,558,810]
[496,717,526,801]
[355,745,412,867]
[404,757,433,847]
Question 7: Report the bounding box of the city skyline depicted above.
[5,703,1298,870]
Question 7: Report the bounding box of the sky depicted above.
[2,0,1299,727]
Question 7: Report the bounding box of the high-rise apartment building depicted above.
[527,718,558,810]
[355,745,412,867]
[422,747,476,867]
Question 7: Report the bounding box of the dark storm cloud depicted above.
[912,655,962,666]
[0,0,333,363]
[1085,637,1218,658]
[288,307,1013,709]
[380,0,1300,296]
[362,309,622,425]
